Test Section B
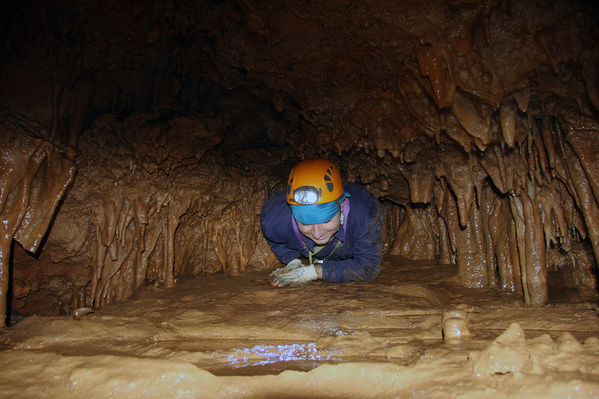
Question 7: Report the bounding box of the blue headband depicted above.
[290,193,350,225]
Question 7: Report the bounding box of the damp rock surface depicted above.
[1,0,598,320]
[1,256,598,398]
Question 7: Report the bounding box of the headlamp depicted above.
[293,186,321,205]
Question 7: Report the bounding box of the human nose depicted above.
[312,223,324,238]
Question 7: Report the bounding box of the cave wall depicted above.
[0,116,75,322]
[1,0,598,320]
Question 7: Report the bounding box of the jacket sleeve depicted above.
[320,201,383,282]
[260,192,302,264]
[263,236,302,264]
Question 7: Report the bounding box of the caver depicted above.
[261,159,383,287]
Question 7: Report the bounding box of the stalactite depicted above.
[380,202,405,255]
[563,144,599,265]
[547,243,597,292]
[488,193,522,294]
[390,206,437,260]
[522,185,549,306]
[433,147,476,227]
[174,176,274,277]
[416,43,456,109]
[479,145,505,193]
[340,107,595,306]
[398,163,434,204]
[440,179,459,256]
[432,178,455,264]
[509,194,530,304]
[0,126,75,324]
[455,201,489,288]
[6,113,280,312]
[437,216,454,265]
[89,184,190,308]
[511,88,531,113]
[397,73,442,144]
[504,149,529,196]
[468,156,487,208]
[564,124,599,207]
[537,180,570,250]
[559,184,588,246]
[499,98,517,147]
[444,111,475,153]
[451,90,492,150]
[480,184,498,288]
[531,119,550,183]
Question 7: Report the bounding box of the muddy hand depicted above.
[271,265,317,287]
[270,258,305,277]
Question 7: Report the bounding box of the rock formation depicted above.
[0,0,597,322]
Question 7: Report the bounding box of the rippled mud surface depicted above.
[1,256,598,398]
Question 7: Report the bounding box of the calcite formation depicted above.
[0,0,598,319]
[35,113,277,313]
[0,115,75,323]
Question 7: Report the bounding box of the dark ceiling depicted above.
[1,0,597,156]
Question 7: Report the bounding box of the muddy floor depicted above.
[1,256,598,398]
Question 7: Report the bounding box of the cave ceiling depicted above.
[2,0,597,158]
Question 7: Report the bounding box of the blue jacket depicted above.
[260,182,382,282]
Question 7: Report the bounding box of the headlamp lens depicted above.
[293,186,321,205]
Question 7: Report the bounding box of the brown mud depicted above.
[0,256,598,398]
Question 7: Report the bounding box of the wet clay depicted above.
[1,257,598,398]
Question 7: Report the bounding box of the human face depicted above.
[295,211,341,245]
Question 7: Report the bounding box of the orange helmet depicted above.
[286,159,344,205]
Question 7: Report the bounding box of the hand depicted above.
[271,265,318,287]
[270,259,305,277]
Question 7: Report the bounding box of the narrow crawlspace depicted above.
[0,0,599,398]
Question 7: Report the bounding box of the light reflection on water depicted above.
[225,342,336,368]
